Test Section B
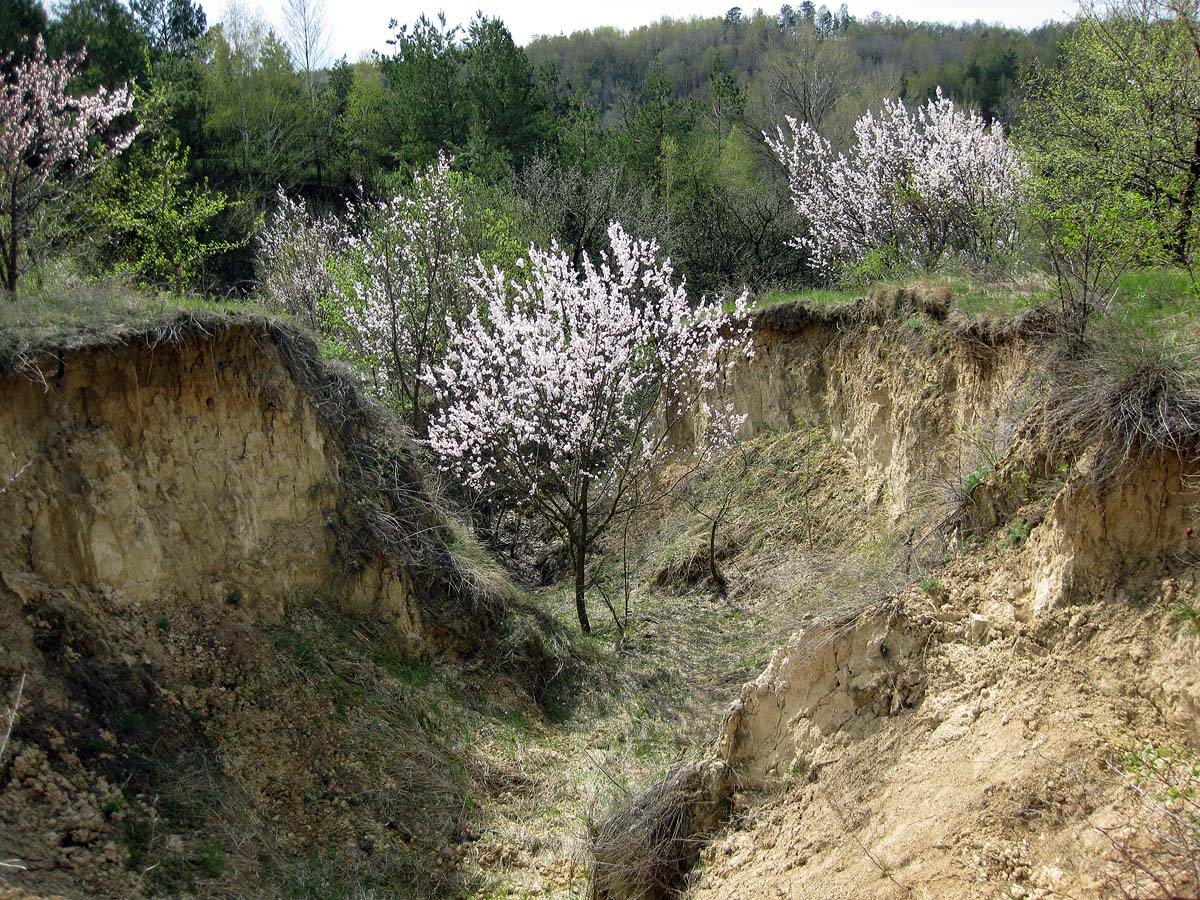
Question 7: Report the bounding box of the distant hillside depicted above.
[527,10,1071,125]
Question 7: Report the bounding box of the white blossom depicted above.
[258,188,345,331]
[765,88,1027,277]
[425,221,753,630]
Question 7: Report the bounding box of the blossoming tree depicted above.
[0,36,139,293]
[765,88,1026,279]
[426,222,753,632]
[258,187,346,332]
[339,154,473,431]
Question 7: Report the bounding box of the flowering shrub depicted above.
[339,154,473,429]
[426,222,753,631]
[765,89,1026,279]
[0,36,139,293]
[259,155,472,430]
[258,188,346,332]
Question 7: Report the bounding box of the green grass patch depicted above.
[0,279,282,371]
[752,286,861,310]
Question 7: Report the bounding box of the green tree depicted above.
[337,59,392,188]
[461,16,554,177]
[615,63,695,186]
[382,14,468,168]
[0,0,48,59]
[1022,0,1200,329]
[98,79,233,291]
[203,5,307,194]
[48,0,147,91]
[129,0,206,59]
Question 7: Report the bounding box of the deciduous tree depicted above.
[766,89,1025,279]
[426,222,753,632]
[0,36,138,293]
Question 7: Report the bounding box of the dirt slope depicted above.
[605,296,1200,900]
[0,314,532,899]
[701,454,1200,899]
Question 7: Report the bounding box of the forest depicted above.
[1,0,1076,297]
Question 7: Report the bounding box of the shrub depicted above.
[765,89,1026,280]
[1097,746,1200,899]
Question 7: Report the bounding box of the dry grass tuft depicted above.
[869,281,952,320]
[1042,329,1200,485]
[588,761,732,900]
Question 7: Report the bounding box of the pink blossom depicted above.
[0,36,139,292]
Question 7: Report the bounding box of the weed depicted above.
[1006,520,1033,548]
[196,839,226,878]
[155,616,171,631]
[919,577,943,596]
[786,756,811,787]
[959,463,991,499]
[589,761,732,900]
[81,736,110,754]
[1171,602,1200,629]
[225,590,243,608]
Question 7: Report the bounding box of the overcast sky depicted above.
[204,0,1081,62]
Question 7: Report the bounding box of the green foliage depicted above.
[0,0,48,59]
[91,72,234,292]
[960,464,991,499]
[379,14,555,178]
[97,135,233,291]
[48,0,147,91]
[1171,601,1200,629]
[1020,5,1200,335]
[130,0,206,59]
[202,13,308,194]
[918,577,943,596]
[1005,520,1032,548]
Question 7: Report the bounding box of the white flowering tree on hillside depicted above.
[340,154,474,431]
[257,156,473,431]
[0,36,139,293]
[258,188,346,331]
[765,89,1026,279]
[426,222,753,633]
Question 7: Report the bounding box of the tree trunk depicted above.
[709,519,727,599]
[574,479,591,634]
[1173,122,1200,265]
[573,538,591,634]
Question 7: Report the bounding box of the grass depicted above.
[0,278,279,372]
[753,286,862,310]
[754,266,1198,335]
[1171,601,1200,629]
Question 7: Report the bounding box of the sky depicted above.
[204,0,1081,61]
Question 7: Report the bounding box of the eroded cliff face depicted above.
[0,317,487,899]
[682,301,1040,521]
[660,300,1200,900]
[0,323,424,650]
